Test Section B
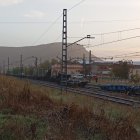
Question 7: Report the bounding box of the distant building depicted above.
[51,64,83,76]
[88,62,112,77]
[51,62,113,77]
[129,65,140,76]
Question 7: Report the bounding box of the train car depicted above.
[9,67,89,88]
[100,84,140,96]
[127,86,140,96]
[67,78,88,87]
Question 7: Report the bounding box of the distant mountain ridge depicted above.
[0,42,101,66]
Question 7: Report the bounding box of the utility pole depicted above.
[39,57,42,78]
[20,54,23,78]
[61,9,68,89]
[60,9,95,92]
[89,50,92,73]
[35,57,38,69]
[0,64,1,74]
[39,58,42,65]
[89,50,92,81]
[32,56,38,79]
[35,57,38,79]
[83,54,86,77]
[7,57,9,75]
[3,60,5,75]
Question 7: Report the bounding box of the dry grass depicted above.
[0,75,139,140]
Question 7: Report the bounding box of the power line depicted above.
[85,36,140,48]
[68,36,83,38]
[51,34,62,43]
[68,19,140,23]
[91,28,140,36]
[115,55,140,59]
[110,51,140,58]
[68,0,86,11]
[68,35,140,54]
[1,19,140,24]
[8,60,20,67]
[31,0,86,46]
[67,29,140,54]
[50,0,87,58]
[0,17,49,19]
[0,21,61,24]
[68,28,140,39]
[23,56,34,62]
[31,14,63,45]
[96,52,140,60]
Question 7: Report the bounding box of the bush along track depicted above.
[0,76,139,140]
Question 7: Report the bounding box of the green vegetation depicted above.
[7,58,58,76]
[0,76,139,140]
[112,60,133,79]
[0,114,48,140]
[130,73,140,84]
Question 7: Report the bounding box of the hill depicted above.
[0,42,101,66]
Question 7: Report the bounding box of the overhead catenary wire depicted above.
[67,28,140,55]
[6,55,38,68]
[50,0,87,58]
[102,53,139,60]
[31,14,63,45]
[31,0,86,46]
[0,21,61,24]
[85,36,140,48]
[52,34,62,43]
[94,52,140,61]
[68,0,86,11]
[108,51,140,58]
[2,1,140,63]
[112,54,140,59]
[67,19,140,23]
[68,35,140,54]
[68,28,140,47]
[1,19,140,24]
[90,28,140,36]
[68,27,140,38]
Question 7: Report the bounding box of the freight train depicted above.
[9,68,89,88]
[8,68,140,95]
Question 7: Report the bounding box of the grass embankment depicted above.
[0,76,139,140]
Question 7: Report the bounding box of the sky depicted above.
[0,0,140,61]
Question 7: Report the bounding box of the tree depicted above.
[112,60,133,79]
[39,60,51,69]
[12,67,20,75]
[51,58,58,65]
[130,73,140,84]
[39,59,59,70]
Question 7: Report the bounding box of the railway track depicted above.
[31,80,140,108]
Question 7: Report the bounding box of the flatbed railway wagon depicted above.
[100,84,140,96]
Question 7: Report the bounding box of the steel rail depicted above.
[30,80,140,108]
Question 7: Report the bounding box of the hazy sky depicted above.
[0,0,140,60]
